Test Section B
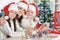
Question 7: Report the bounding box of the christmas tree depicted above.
[37,0,53,28]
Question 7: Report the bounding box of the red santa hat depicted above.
[29,3,39,16]
[17,1,28,11]
[8,4,18,13]
[3,2,15,16]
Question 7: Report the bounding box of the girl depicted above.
[0,3,26,38]
[16,1,32,34]
[21,3,40,35]
[16,1,28,24]
[16,1,35,36]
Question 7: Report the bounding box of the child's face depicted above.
[18,7,26,16]
[27,9,34,19]
[9,10,16,19]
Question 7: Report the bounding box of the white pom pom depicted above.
[4,16,9,19]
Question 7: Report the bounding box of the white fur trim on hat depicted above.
[17,2,28,11]
[8,4,18,13]
[29,5,36,16]
[4,16,9,19]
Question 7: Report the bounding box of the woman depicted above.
[16,1,35,36]
[16,1,28,23]
[0,3,26,38]
[21,3,40,35]
[16,1,31,33]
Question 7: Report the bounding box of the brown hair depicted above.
[7,18,16,31]
[7,17,17,38]
[16,14,23,23]
[7,12,17,31]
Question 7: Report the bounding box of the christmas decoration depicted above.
[37,0,53,28]
[54,11,60,29]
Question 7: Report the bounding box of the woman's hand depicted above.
[0,18,6,26]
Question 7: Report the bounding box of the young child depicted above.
[21,3,40,38]
[26,3,50,37]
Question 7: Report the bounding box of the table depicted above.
[4,34,60,40]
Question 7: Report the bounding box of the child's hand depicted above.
[25,28,34,35]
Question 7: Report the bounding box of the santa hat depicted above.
[3,2,15,16]
[29,3,39,16]
[8,4,18,13]
[17,1,28,11]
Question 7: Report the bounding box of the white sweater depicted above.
[0,20,25,38]
[21,18,37,30]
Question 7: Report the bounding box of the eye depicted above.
[27,10,29,12]
[23,9,26,12]
[31,11,33,13]
[19,8,22,9]
[18,7,22,9]
[23,10,25,11]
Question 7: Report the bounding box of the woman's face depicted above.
[27,9,34,19]
[9,10,16,19]
[18,7,26,16]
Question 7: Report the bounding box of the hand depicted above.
[25,30,31,35]
[0,18,6,26]
[41,22,49,32]
[25,28,34,35]
[37,27,42,32]
[42,27,47,32]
